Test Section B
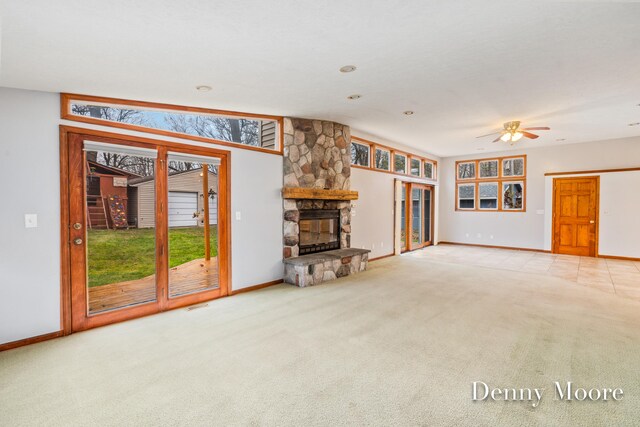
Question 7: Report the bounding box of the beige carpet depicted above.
[1,255,639,426]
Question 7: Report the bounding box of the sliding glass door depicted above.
[65,130,229,332]
[398,182,434,252]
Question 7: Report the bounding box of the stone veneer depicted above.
[283,249,369,287]
[282,117,352,259]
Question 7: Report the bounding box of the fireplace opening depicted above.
[299,209,340,255]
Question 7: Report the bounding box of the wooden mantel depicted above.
[282,187,359,201]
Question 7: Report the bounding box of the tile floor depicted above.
[409,244,640,302]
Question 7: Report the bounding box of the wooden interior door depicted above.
[552,176,599,257]
[63,129,229,333]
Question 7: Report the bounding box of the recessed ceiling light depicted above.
[196,85,212,92]
[339,65,357,73]
[628,122,640,126]
[556,138,566,142]
[403,111,414,116]
[347,94,361,100]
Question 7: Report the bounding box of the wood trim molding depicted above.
[282,187,359,200]
[60,93,284,156]
[438,241,551,253]
[0,331,63,353]
[545,167,640,176]
[351,135,438,181]
[369,253,395,262]
[598,254,640,262]
[230,279,284,295]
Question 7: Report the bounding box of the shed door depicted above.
[168,191,198,227]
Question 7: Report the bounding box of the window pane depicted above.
[412,188,422,245]
[166,159,220,297]
[71,102,277,150]
[86,146,156,314]
[400,186,406,248]
[479,160,499,178]
[458,162,475,179]
[410,159,421,176]
[375,149,390,170]
[479,182,498,210]
[502,158,525,177]
[423,189,432,242]
[394,154,407,174]
[424,161,434,179]
[503,182,524,210]
[458,184,475,209]
[351,142,370,166]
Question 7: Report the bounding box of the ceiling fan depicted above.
[476,121,550,145]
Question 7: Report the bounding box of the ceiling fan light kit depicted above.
[477,121,550,145]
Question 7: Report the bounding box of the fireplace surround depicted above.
[282,117,370,287]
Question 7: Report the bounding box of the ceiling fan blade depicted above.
[521,127,550,131]
[476,131,503,138]
[521,131,539,139]
[492,135,503,143]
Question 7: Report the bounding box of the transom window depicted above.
[351,141,370,166]
[455,155,526,212]
[375,148,391,171]
[394,153,407,174]
[62,94,282,153]
[410,158,421,177]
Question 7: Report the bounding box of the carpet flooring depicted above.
[1,255,639,426]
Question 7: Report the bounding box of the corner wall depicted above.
[439,137,640,257]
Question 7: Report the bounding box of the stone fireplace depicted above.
[282,117,369,287]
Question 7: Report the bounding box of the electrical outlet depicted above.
[465,233,470,238]
[381,242,384,248]
[477,233,482,238]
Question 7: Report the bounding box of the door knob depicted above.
[73,238,83,245]
[589,220,595,224]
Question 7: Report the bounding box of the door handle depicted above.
[73,238,83,245]
[73,222,82,230]
[589,220,595,224]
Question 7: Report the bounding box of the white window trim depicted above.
[502,181,525,211]
[478,159,499,179]
[374,147,391,171]
[351,141,371,167]
[457,161,476,180]
[457,183,476,210]
[502,157,526,178]
[478,182,499,211]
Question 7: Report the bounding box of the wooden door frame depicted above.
[551,175,600,257]
[396,181,435,253]
[60,125,231,334]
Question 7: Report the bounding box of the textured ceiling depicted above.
[1,0,640,156]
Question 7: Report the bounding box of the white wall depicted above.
[0,87,283,345]
[351,166,440,259]
[439,137,640,257]
[0,88,61,344]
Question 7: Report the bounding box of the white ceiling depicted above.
[1,0,640,157]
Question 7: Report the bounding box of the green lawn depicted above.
[87,226,218,287]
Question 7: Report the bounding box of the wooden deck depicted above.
[88,258,219,313]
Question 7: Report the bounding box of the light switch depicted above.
[536,209,545,215]
[235,211,242,221]
[352,210,356,217]
[25,214,38,228]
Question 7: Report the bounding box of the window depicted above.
[410,158,421,177]
[479,160,499,178]
[455,155,526,211]
[374,148,390,171]
[457,184,475,210]
[423,161,435,180]
[457,161,476,180]
[62,94,282,153]
[479,182,499,210]
[503,182,524,210]
[502,157,525,177]
[394,153,407,174]
[351,141,370,166]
